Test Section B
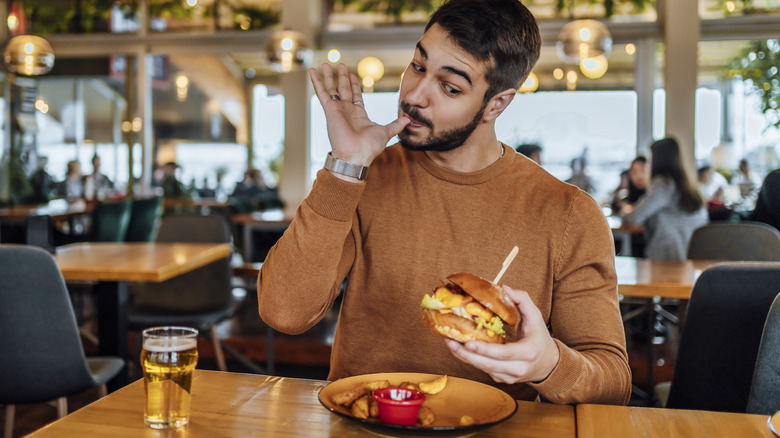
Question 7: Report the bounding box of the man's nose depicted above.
[404,77,431,108]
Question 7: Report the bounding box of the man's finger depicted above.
[336,63,353,102]
[503,287,546,332]
[446,340,523,377]
[321,63,338,97]
[384,117,411,138]
[309,67,331,105]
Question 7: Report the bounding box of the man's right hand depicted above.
[309,63,410,169]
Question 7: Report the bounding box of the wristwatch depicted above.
[324,152,369,181]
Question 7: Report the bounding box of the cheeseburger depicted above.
[421,273,520,344]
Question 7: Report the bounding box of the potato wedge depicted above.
[332,380,391,406]
[460,415,476,426]
[418,404,435,426]
[351,395,371,419]
[418,375,448,395]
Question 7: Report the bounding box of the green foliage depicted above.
[199,0,279,30]
[14,0,115,34]
[531,0,653,18]
[726,39,780,130]
[335,0,442,24]
[232,7,279,30]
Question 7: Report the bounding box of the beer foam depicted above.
[143,337,197,352]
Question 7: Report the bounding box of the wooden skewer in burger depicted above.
[421,246,520,344]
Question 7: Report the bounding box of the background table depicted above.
[0,199,95,250]
[54,242,231,388]
[616,256,724,299]
[615,256,725,403]
[231,209,293,261]
[26,370,576,437]
[577,403,774,437]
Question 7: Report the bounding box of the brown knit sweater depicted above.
[258,144,631,405]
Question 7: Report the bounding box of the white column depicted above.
[663,0,700,180]
[277,0,321,213]
[635,39,655,157]
[138,50,154,193]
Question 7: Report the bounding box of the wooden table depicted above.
[615,256,725,402]
[26,370,576,437]
[0,199,95,250]
[616,256,724,299]
[608,215,644,256]
[577,403,774,437]
[54,242,232,388]
[231,209,293,261]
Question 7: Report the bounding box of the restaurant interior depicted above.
[1,0,780,436]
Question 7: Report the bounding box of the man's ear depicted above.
[483,88,516,122]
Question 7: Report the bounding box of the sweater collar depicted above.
[413,143,513,185]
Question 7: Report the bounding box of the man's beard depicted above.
[397,101,486,152]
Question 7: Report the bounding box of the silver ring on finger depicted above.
[330,94,341,101]
[353,100,364,106]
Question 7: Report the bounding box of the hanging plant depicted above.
[726,39,780,130]
[530,0,653,18]
[334,0,442,24]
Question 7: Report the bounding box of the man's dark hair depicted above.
[632,155,647,165]
[426,0,541,103]
[515,143,542,157]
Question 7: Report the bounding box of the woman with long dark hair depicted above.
[622,137,709,260]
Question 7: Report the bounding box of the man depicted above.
[83,154,114,200]
[259,0,630,405]
[515,143,542,165]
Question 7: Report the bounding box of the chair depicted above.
[90,200,131,242]
[124,196,163,242]
[0,245,124,438]
[660,262,780,413]
[128,214,237,372]
[747,293,780,415]
[687,221,780,261]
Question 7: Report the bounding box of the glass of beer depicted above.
[141,326,199,429]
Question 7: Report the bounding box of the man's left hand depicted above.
[445,286,560,384]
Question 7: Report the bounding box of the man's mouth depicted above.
[400,101,432,129]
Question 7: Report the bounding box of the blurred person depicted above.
[749,168,780,231]
[83,153,114,200]
[565,156,595,194]
[259,0,630,405]
[232,169,283,210]
[611,156,649,214]
[161,162,188,199]
[733,158,762,200]
[515,143,542,165]
[29,156,54,203]
[697,164,731,221]
[697,165,728,205]
[58,160,84,199]
[626,156,648,204]
[622,137,708,260]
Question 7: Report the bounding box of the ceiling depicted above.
[32,2,779,139]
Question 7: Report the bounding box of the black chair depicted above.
[0,245,124,438]
[90,200,132,242]
[128,214,241,372]
[687,221,780,261]
[124,196,163,242]
[662,262,780,413]
[747,293,780,415]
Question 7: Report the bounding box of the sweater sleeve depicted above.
[528,191,632,405]
[257,169,363,334]
[623,178,674,225]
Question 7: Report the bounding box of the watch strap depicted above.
[324,152,369,181]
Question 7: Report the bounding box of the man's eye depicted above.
[411,63,425,73]
[443,84,461,95]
